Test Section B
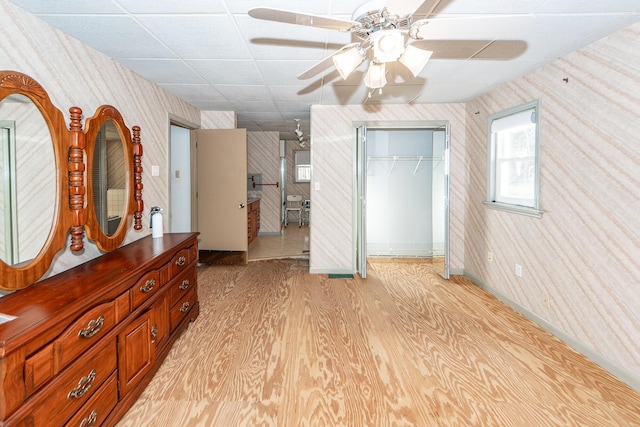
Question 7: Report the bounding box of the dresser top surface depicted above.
[0,232,198,356]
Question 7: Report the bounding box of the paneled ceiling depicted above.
[7,0,640,140]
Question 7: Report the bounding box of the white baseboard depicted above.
[464,271,640,392]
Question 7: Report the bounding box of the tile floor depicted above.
[248,223,309,261]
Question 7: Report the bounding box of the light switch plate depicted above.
[152,165,160,176]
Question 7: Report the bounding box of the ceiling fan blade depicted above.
[410,15,535,40]
[248,7,361,32]
[385,0,433,16]
[297,43,363,80]
[297,56,337,80]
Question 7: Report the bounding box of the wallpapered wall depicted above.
[0,0,228,282]
[464,22,640,379]
[309,103,467,274]
[248,131,280,234]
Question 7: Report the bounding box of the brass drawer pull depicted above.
[80,409,98,427]
[151,324,158,344]
[78,315,104,338]
[179,279,190,290]
[179,301,190,313]
[140,278,156,293]
[175,256,186,267]
[67,369,96,399]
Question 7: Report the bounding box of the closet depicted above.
[356,124,449,278]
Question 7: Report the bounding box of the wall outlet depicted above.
[487,252,493,262]
[515,264,523,277]
[542,292,550,308]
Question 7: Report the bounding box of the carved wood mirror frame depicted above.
[0,71,144,291]
[0,71,72,290]
[83,105,143,252]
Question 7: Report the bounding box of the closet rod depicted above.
[367,155,444,161]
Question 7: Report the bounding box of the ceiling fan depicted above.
[249,0,534,96]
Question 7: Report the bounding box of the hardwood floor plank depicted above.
[117,259,640,426]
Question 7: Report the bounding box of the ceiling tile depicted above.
[435,0,547,14]
[186,60,264,85]
[232,100,280,112]
[137,15,251,59]
[533,0,640,14]
[189,100,236,110]
[118,59,207,84]
[257,60,323,85]
[216,85,271,101]
[8,0,124,14]
[36,16,175,58]
[157,84,226,101]
[115,0,227,13]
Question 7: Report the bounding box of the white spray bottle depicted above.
[150,206,163,238]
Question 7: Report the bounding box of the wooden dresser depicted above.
[0,233,199,427]
[247,199,260,244]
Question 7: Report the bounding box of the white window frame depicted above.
[485,100,542,218]
[293,149,311,183]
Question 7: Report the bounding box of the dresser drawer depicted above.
[169,247,192,278]
[64,372,118,427]
[24,297,123,396]
[170,289,196,331]
[130,270,161,310]
[169,269,196,308]
[14,340,116,427]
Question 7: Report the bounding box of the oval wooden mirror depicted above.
[0,71,71,291]
[84,106,140,252]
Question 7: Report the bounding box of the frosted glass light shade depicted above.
[364,62,387,89]
[333,46,364,80]
[399,45,432,77]
[372,30,405,62]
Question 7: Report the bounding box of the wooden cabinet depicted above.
[248,199,261,244]
[0,233,199,427]
[118,310,155,397]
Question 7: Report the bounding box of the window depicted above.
[294,150,310,182]
[485,100,542,217]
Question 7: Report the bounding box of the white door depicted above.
[196,129,248,254]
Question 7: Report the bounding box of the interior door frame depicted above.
[353,120,451,279]
[168,114,199,233]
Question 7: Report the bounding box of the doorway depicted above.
[355,122,450,279]
[170,124,191,232]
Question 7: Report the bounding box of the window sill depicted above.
[483,201,543,218]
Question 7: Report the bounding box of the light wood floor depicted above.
[116,259,640,426]
[248,225,309,261]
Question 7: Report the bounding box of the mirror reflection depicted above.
[92,119,126,236]
[0,94,55,265]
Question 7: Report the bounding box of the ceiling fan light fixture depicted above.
[333,45,365,80]
[371,29,405,62]
[399,44,432,77]
[364,61,387,89]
